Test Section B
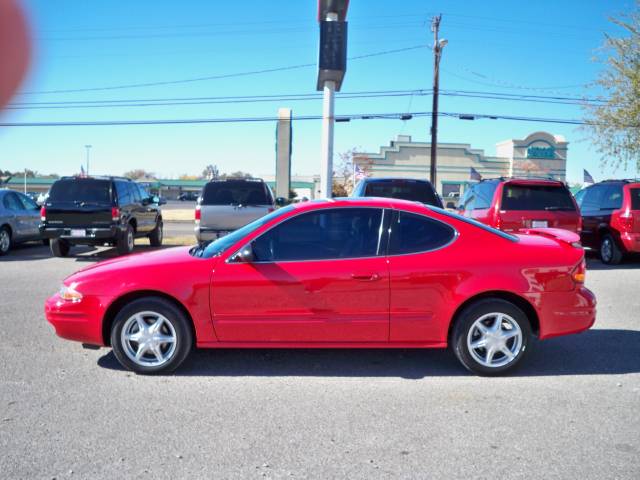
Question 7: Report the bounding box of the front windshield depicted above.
[193,205,295,258]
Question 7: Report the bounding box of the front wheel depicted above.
[149,220,163,247]
[600,234,623,265]
[110,297,193,374]
[452,299,532,376]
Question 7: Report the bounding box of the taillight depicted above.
[576,216,583,234]
[618,213,633,232]
[111,207,120,222]
[40,206,46,222]
[195,205,201,224]
[572,259,586,284]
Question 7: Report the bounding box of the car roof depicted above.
[290,196,425,212]
[475,177,565,187]
[57,175,130,182]
[360,177,433,184]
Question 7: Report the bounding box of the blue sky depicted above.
[0,0,636,182]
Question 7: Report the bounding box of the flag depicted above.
[80,165,85,177]
[354,164,367,180]
[470,167,482,181]
[583,169,594,184]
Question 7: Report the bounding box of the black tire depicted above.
[0,226,11,256]
[600,233,623,265]
[110,297,193,374]
[149,219,163,247]
[50,238,70,257]
[116,223,135,255]
[452,298,532,376]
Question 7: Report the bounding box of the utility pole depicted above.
[84,144,92,176]
[429,15,447,191]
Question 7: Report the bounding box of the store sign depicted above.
[527,146,555,159]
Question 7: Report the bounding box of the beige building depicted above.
[354,131,568,197]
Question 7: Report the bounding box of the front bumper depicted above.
[44,293,107,346]
[531,286,597,340]
[40,225,120,243]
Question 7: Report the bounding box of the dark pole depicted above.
[430,15,442,190]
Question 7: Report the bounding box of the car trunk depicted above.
[498,183,580,233]
[200,204,269,231]
[45,202,113,227]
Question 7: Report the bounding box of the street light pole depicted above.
[429,15,446,192]
[84,144,92,176]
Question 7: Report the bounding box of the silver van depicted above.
[195,178,276,242]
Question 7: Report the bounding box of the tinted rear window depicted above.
[501,184,575,211]
[48,179,112,204]
[631,188,640,210]
[202,181,269,206]
[363,180,440,206]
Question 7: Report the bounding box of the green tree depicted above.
[583,3,640,170]
[123,169,155,180]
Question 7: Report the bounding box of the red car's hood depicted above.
[65,246,198,284]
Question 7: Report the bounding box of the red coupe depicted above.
[45,198,596,375]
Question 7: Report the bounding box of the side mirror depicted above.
[275,197,287,207]
[230,243,255,263]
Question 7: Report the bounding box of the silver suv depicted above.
[195,178,276,242]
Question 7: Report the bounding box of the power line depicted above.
[0,110,609,128]
[17,45,427,95]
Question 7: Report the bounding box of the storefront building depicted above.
[353,131,568,196]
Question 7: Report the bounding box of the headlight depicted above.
[59,283,83,303]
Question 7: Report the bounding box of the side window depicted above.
[16,193,38,210]
[137,184,149,201]
[115,181,131,206]
[474,182,497,209]
[602,185,623,210]
[251,208,384,261]
[574,189,586,207]
[129,183,141,203]
[3,192,23,211]
[462,187,476,211]
[388,211,456,255]
[581,185,606,212]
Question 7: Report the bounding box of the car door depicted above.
[210,207,390,342]
[136,184,157,232]
[386,210,459,343]
[15,192,41,239]
[2,192,30,241]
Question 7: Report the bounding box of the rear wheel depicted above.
[116,224,134,255]
[50,238,70,257]
[110,297,193,374]
[0,226,11,255]
[452,299,532,376]
[600,233,623,265]
[149,220,163,247]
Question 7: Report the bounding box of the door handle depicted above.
[351,273,380,281]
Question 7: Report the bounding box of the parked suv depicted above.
[574,179,640,264]
[195,178,275,242]
[351,178,443,208]
[40,176,164,257]
[459,178,580,233]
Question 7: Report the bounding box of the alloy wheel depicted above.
[466,312,523,368]
[601,238,612,263]
[120,311,177,367]
[0,229,10,253]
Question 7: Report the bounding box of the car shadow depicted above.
[97,329,640,378]
[585,252,640,270]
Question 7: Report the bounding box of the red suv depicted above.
[459,178,581,234]
[574,179,640,264]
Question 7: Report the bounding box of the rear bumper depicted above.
[40,225,120,243]
[530,286,597,340]
[620,232,640,253]
[195,226,231,242]
[44,293,107,346]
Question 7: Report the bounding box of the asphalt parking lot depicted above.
[1,244,639,479]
